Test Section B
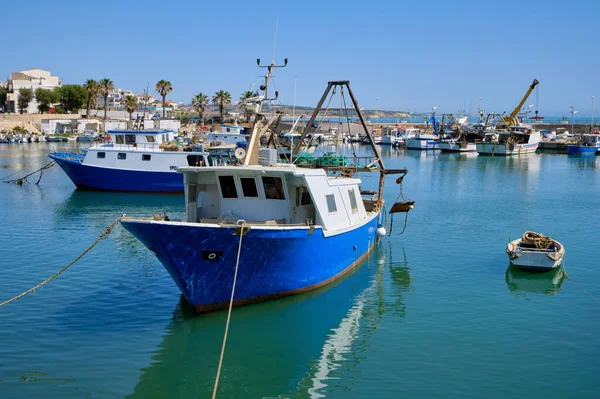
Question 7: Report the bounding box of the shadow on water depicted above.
[127,244,412,399]
[54,190,183,219]
[505,264,565,297]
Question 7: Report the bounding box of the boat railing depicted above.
[96,143,165,151]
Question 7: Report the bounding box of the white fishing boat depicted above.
[506,231,565,272]
[207,117,250,146]
[406,134,439,150]
[476,126,541,155]
[439,138,477,152]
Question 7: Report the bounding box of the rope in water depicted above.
[212,220,247,399]
[3,161,56,185]
[562,267,600,305]
[0,217,121,307]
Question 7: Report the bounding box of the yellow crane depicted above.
[501,79,539,127]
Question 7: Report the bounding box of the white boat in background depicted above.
[207,118,250,146]
[476,126,540,155]
[439,139,477,152]
[406,134,439,150]
[506,231,565,272]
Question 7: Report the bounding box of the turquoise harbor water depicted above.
[1,143,599,398]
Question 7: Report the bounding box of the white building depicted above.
[136,93,156,107]
[41,119,75,134]
[6,69,62,114]
[96,88,137,110]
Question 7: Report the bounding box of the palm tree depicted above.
[83,79,98,117]
[98,78,114,121]
[212,90,232,123]
[191,93,209,125]
[239,90,255,122]
[155,80,173,119]
[124,95,138,120]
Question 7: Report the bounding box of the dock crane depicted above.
[501,79,539,127]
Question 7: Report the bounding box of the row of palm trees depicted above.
[82,79,173,120]
[191,90,257,124]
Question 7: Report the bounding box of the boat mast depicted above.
[243,58,288,166]
[293,81,407,207]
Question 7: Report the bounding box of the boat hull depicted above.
[50,155,183,192]
[120,214,380,313]
[439,142,477,152]
[506,238,564,272]
[406,139,439,150]
[567,145,599,154]
[476,142,539,155]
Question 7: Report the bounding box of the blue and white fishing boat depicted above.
[567,134,600,154]
[406,112,439,150]
[120,63,413,313]
[207,117,250,146]
[50,129,212,192]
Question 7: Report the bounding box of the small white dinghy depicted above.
[506,231,565,272]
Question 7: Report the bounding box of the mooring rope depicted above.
[212,220,247,399]
[3,161,56,185]
[562,267,600,305]
[0,217,121,307]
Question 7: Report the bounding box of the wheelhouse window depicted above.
[296,187,312,206]
[125,135,136,144]
[146,135,155,143]
[115,135,124,144]
[326,194,337,213]
[187,155,205,166]
[262,176,285,200]
[117,153,127,160]
[218,176,238,198]
[142,154,151,161]
[240,177,259,198]
[96,152,105,159]
[349,189,358,214]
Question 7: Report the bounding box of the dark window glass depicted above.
[146,135,155,142]
[301,189,312,205]
[240,177,258,197]
[117,153,126,160]
[219,176,238,198]
[115,135,124,144]
[262,176,285,200]
[326,194,337,213]
[142,154,151,161]
[349,189,358,213]
[187,155,205,166]
[125,135,136,144]
[97,152,105,159]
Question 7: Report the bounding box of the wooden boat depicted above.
[506,231,565,272]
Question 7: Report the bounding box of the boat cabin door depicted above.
[292,186,316,225]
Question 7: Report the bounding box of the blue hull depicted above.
[121,215,380,313]
[567,145,599,154]
[50,154,183,193]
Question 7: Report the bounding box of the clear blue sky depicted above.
[3,0,599,116]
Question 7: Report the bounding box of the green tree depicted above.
[17,88,34,114]
[191,93,209,124]
[98,78,114,120]
[83,79,99,117]
[212,90,232,123]
[35,88,59,113]
[58,85,87,113]
[0,87,7,112]
[124,95,138,120]
[155,80,173,119]
[239,90,256,122]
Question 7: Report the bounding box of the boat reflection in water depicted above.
[505,264,565,296]
[127,244,411,398]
